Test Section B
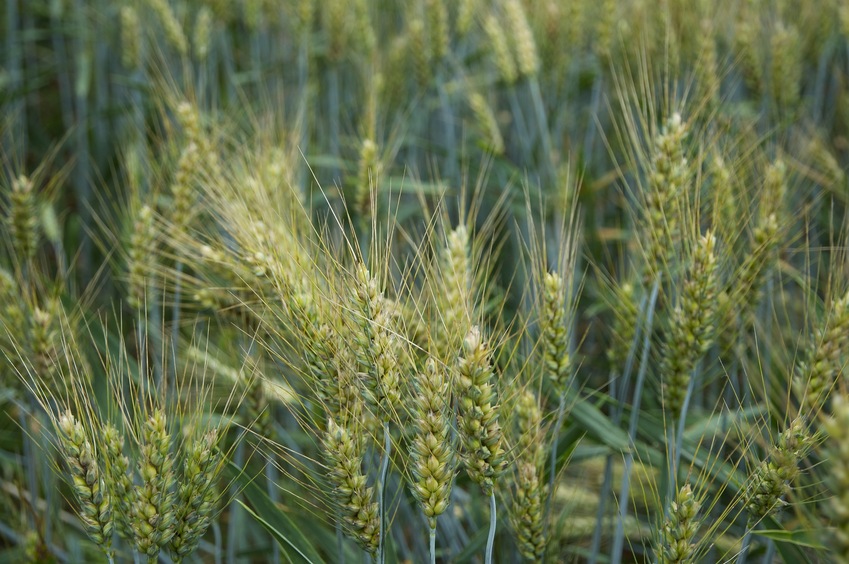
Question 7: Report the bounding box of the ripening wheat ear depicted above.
[144,0,188,56]
[130,409,177,561]
[409,358,455,562]
[745,417,809,524]
[510,390,547,561]
[56,412,115,561]
[456,326,505,564]
[483,12,518,85]
[792,289,849,413]
[643,113,688,279]
[540,271,571,397]
[456,326,506,494]
[356,138,380,223]
[8,175,39,263]
[660,231,719,420]
[657,483,701,564]
[437,224,473,361]
[322,418,380,556]
[127,204,157,310]
[102,423,133,542]
[351,263,401,421]
[824,392,849,560]
[169,429,224,562]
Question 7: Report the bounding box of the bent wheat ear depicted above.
[145,0,188,56]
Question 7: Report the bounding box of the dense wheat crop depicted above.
[2,0,849,562]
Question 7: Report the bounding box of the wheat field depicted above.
[1,0,849,562]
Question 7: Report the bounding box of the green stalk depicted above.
[378,422,390,564]
[266,453,280,564]
[213,521,222,564]
[328,65,341,185]
[737,529,752,564]
[611,279,660,564]
[296,29,310,198]
[527,76,554,187]
[589,293,647,564]
[507,88,531,163]
[5,0,25,159]
[429,526,436,564]
[227,440,246,564]
[336,512,345,563]
[485,490,496,564]
[436,66,457,187]
[171,260,184,388]
[544,391,567,528]
[669,368,697,509]
[73,0,92,283]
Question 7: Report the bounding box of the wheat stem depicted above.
[611,279,660,564]
[545,391,566,529]
[590,290,647,564]
[736,530,752,564]
[429,527,436,564]
[486,490,496,564]
[378,421,390,564]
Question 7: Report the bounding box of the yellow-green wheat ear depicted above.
[351,263,401,420]
[660,231,719,420]
[120,6,142,69]
[541,271,570,396]
[410,358,456,529]
[130,409,177,560]
[170,429,223,562]
[643,113,688,279]
[504,0,539,79]
[102,423,134,541]
[56,412,115,558]
[510,391,547,561]
[456,326,506,495]
[145,0,188,56]
[9,175,39,262]
[483,12,518,85]
[355,138,380,222]
[127,204,157,310]
[793,290,849,413]
[438,224,472,361]
[657,484,700,564]
[824,393,849,560]
[607,282,639,368]
[322,419,380,555]
[745,416,809,523]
